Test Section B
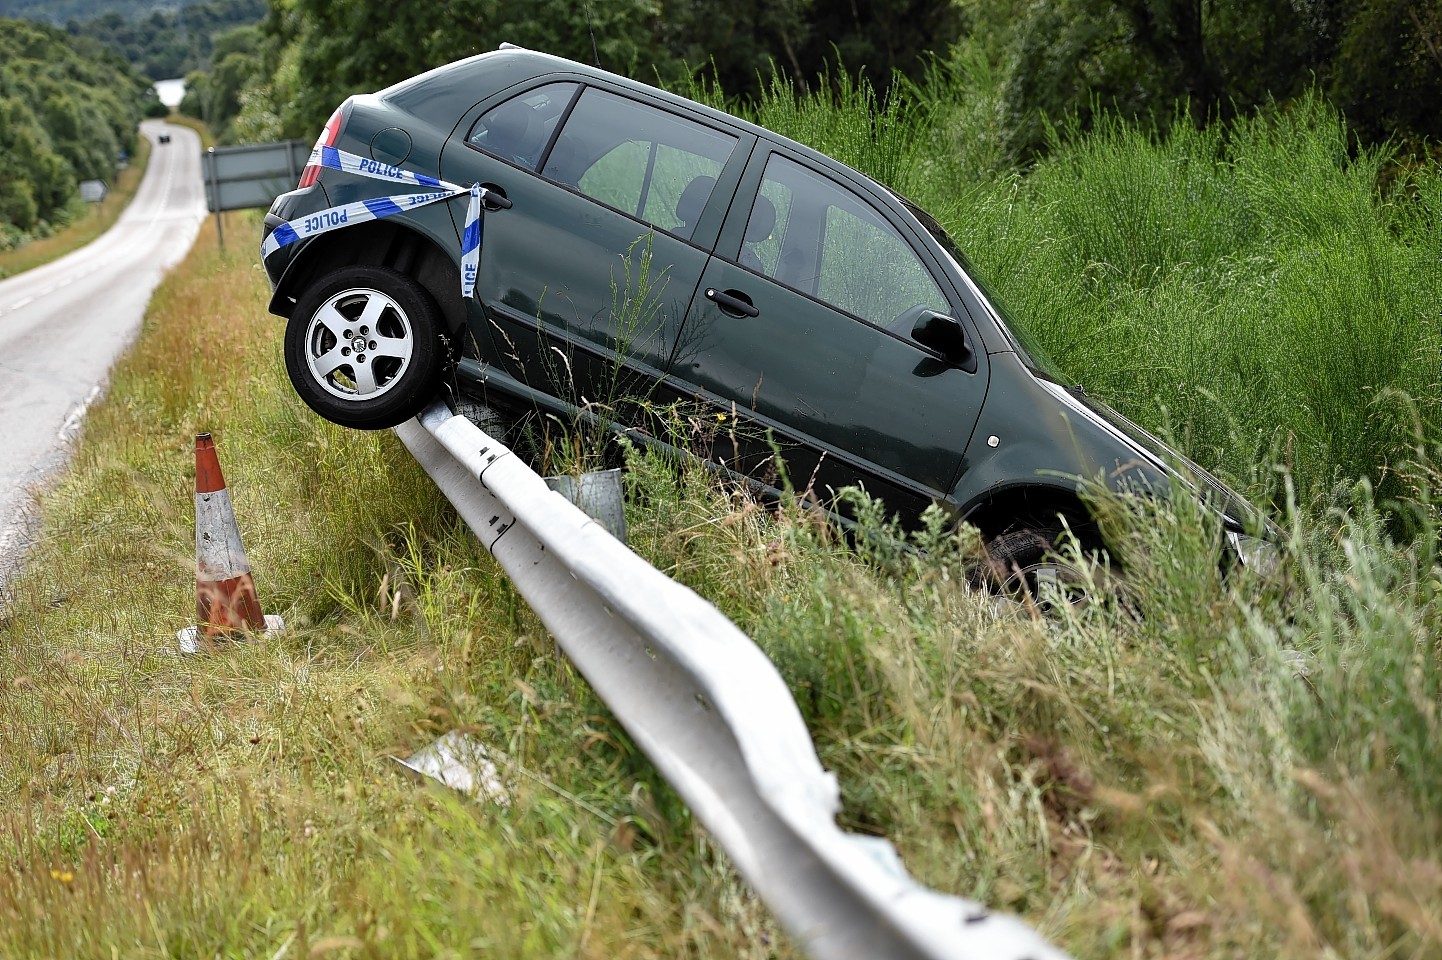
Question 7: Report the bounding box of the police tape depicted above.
[260,146,485,298]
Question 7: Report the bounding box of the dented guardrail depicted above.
[394,399,1068,960]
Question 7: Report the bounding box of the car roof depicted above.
[380,46,881,193]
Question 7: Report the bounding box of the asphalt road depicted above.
[0,119,205,574]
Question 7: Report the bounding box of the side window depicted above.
[542,88,737,242]
[747,154,948,333]
[467,82,578,170]
[740,177,793,277]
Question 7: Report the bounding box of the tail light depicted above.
[298,107,344,188]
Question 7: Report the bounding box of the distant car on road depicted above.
[260,46,1278,601]
[158,133,171,144]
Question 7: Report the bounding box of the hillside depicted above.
[2,0,263,79]
[0,19,148,245]
[0,0,182,22]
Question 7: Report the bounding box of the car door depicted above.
[439,81,750,414]
[672,149,988,519]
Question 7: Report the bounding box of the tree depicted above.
[1330,0,1442,147]
[0,18,144,235]
[799,0,964,91]
[983,0,1438,158]
[659,0,813,92]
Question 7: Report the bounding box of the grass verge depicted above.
[0,212,792,958]
[0,135,153,282]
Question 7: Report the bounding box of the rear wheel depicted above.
[285,265,443,430]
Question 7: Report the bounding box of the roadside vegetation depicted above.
[0,216,796,958]
[743,67,1441,522]
[1,43,1439,960]
[181,0,1442,156]
[0,135,151,281]
[0,18,151,251]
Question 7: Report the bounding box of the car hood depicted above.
[1033,376,1262,532]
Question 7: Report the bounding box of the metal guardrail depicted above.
[395,399,1069,960]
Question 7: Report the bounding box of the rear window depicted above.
[466,82,578,170]
[541,88,737,242]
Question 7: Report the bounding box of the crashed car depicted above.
[260,45,1277,598]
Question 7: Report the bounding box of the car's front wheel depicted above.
[285,265,443,430]
[982,521,1119,613]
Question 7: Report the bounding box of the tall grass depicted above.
[927,91,1440,511]
[622,435,1442,958]
[992,92,1442,504]
[736,67,1440,512]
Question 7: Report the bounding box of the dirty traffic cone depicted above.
[177,433,283,653]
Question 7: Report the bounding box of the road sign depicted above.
[201,141,309,212]
[79,180,108,203]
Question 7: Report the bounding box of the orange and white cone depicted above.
[177,433,283,653]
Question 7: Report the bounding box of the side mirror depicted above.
[911,311,976,373]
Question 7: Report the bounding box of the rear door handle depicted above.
[705,287,759,318]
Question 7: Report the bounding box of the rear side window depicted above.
[542,88,737,242]
[467,82,578,170]
[748,154,947,332]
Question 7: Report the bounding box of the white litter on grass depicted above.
[177,614,285,653]
[392,730,511,805]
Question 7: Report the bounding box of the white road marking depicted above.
[1,265,80,317]
[57,384,104,442]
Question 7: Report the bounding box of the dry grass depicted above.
[0,216,792,958]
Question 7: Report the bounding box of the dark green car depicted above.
[261,46,1277,594]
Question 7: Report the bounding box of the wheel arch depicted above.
[957,482,1104,549]
[270,221,464,338]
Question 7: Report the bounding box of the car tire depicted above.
[285,265,443,430]
[982,522,1113,613]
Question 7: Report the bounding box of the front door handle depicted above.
[706,287,759,318]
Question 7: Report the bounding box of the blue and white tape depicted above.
[260,146,485,298]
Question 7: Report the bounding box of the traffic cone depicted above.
[177,433,283,653]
